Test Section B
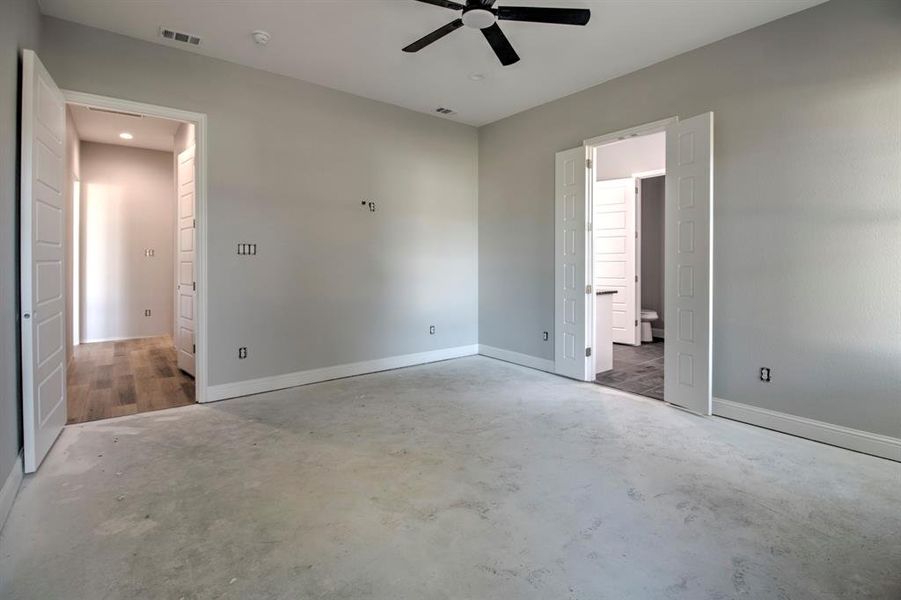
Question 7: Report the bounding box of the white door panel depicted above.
[555,147,593,380]
[664,113,713,415]
[594,177,639,345]
[21,50,67,473]
[176,145,196,376]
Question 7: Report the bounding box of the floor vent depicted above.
[435,107,455,115]
[160,27,201,46]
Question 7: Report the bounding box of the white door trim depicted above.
[62,90,210,403]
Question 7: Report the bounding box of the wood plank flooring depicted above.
[67,336,195,424]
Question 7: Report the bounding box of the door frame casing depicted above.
[62,90,210,403]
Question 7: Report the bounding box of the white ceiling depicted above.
[69,104,181,152]
[40,0,826,126]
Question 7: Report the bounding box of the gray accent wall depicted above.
[640,176,665,330]
[479,0,901,437]
[0,0,42,489]
[40,17,479,387]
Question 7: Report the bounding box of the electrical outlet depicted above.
[144,309,151,317]
[237,243,257,256]
[429,325,436,335]
[144,248,155,257]
[238,347,248,359]
[542,331,549,341]
[760,367,772,382]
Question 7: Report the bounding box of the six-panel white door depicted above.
[20,50,67,473]
[664,112,714,415]
[176,145,196,376]
[594,177,639,345]
[554,147,593,381]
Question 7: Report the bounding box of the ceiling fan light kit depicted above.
[403,0,591,66]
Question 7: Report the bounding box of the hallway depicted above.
[67,336,195,424]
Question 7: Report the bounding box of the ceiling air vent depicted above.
[160,27,201,46]
[87,107,143,119]
[435,107,455,115]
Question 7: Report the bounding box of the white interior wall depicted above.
[79,141,175,342]
[594,132,665,180]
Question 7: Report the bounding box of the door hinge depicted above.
[585,347,592,357]
[635,320,638,327]
[193,281,196,291]
[635,275,638,282]
[193,218,196,228]
[193,344,196,353]
[585,284,592,294]
[586,158,592,169]
[635,230,639,239]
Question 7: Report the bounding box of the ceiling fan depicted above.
[402,0,591,66]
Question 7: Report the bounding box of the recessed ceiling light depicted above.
[119,132,134,140]
[469,73,485,81]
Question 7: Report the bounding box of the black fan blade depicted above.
[497,6,591,26]
[481,23,519,66]
[411,0,465,10]
[403,19,464,52]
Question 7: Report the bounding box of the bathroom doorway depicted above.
[554,112,713,415]
[591,134,666,400]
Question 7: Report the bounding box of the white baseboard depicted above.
[478,345,556,373]
[0,453,23,532]
[713,398,900,462]
[651,328,665,339]
[80,334,162,344]
[206,344,479,402]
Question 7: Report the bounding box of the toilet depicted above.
[640,309,658,343]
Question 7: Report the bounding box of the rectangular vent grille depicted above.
[435,107,455,115]
[160,27,201,46]
[87,106,144,119]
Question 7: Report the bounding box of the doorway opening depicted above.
[64,100,199,423]
[554,113,713,415]
[590,131,666,400]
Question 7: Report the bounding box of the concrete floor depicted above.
[1,357,899,600]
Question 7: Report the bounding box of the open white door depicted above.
[20,50,67,473]
[176,145,196,376]
[555,147,593,381]
[664,112,713,414]
[594,177,639,345]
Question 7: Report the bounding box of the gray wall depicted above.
[0,0,42,485]
[479,0,901,437]
[40,17,478,386]
[79,142,175,342]
[640,176,665,330]
[64,106,79,362]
